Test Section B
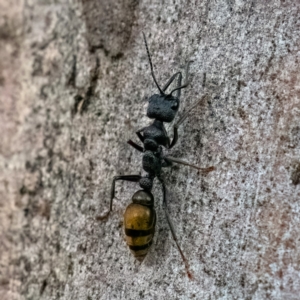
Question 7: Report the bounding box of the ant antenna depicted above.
[169,61,192,95]
[169,82,189,96]
[142,32,165,95]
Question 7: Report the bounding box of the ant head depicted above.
[147,94,179,122]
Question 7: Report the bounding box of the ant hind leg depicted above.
[158,177,193,279]
[99,175,142,220]
[110,175,142,210]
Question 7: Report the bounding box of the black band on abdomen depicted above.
[125,228,153,237]
[129,241,152,251]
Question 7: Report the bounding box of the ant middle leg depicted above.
[126,127,145,150]
[127,140,143,152]
[126,127,145,149]
[163,156,215,173]
[135,127,146,143]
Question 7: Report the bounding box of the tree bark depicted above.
[1,1,300,299]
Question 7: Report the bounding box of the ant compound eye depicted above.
[171,101,179,110]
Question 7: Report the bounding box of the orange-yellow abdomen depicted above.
[124,197,156,260]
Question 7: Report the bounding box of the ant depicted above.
[103,33,214,278]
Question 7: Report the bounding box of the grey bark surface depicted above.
[1,0,300,299]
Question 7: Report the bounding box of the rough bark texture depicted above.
[1,1,300,299]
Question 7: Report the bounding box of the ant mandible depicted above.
[104,33,214,278]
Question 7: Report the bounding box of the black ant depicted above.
[103,33,214,279]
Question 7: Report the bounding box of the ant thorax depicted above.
[142,120,170,149]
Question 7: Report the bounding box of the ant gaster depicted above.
[104,33,214,279]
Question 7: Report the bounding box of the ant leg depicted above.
[158,177,193,279]
[99,175,141,220]
[162,72,182,92]
[136,127,146,143]
[110,175,142,210]
[164,156,215,173]
[159,179,180,246]
[127,140,143,152]
[162,158,172,168]
[169,94,208,149]
[126,127,146,153]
